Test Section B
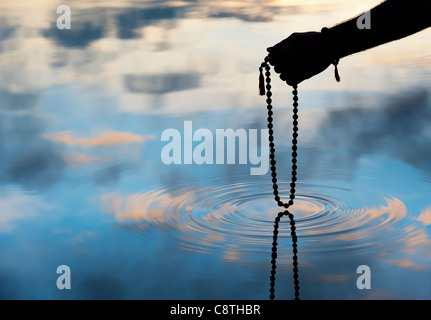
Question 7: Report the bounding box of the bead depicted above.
[288,199,294,205]
[266,99,272,104]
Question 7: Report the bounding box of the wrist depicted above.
[320,27,341,82]
[320,27,339,62]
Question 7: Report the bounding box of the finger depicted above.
[266,35,293,55]
[267,50,289,67]
[271,56,294,75]
[284,70,305,87]
[267,45,295,68]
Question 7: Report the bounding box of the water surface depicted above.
[1,0,431,299]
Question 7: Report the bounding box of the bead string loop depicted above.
[260,58,300,300]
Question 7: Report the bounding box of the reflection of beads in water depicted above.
[260,60,300,300]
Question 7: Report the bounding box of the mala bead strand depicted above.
[260,59,300,301]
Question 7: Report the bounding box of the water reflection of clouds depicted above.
[43,129,155,147]
[417,207,431,226]
[0,187,52,233]
[124,73,200,95]
[1,0,431,300]
[302,88,431,177]
[0,110,66,188]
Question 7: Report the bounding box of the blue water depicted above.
[1,0,431,300]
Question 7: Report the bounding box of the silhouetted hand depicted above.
[267,32,333,86]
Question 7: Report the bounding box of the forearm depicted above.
[325,0,431,59]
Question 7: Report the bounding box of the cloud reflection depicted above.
[0,113,66,188]
[0,187,52,233]
[303,88,431,177]
[417,207,431,226]
[124,73,200,94]
[43,130,155,147]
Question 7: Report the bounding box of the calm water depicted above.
[1,0,431,300]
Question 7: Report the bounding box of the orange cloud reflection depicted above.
[43,130,155,147]
[417,206,431,226]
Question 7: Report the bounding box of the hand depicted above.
[267,31,333,86]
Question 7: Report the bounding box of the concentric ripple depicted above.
[106,178,421,262]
